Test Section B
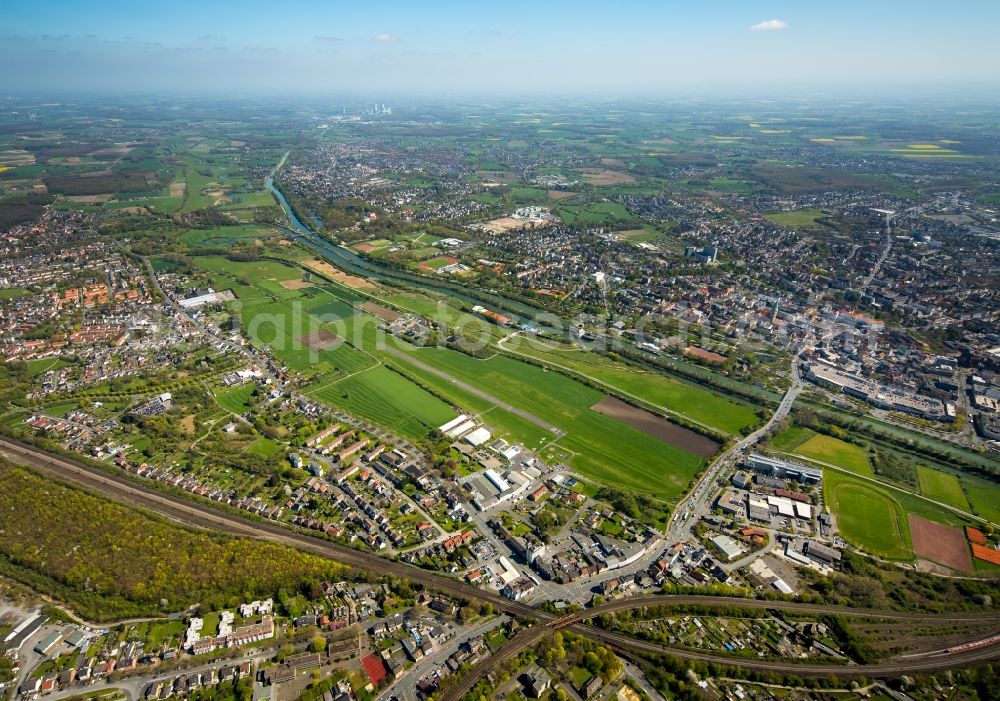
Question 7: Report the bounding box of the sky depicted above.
[2,0,999,96]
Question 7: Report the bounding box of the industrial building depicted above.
[744,453,822,484]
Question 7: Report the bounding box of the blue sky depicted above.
[2,0,998,94]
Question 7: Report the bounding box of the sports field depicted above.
[916,466,969,510]
[771,426,873,476]
[824,471,912,560]
[215,384,256,414]
[420,256,458,270]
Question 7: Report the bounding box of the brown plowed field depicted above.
[298,328,341,350]
[909,514,972,572]
[361,302,400,321]
[590,395,720,458]
[683,346,727,364]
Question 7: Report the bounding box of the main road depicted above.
[665,351,804,544]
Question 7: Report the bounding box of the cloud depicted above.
[750,19,788,31]
[373,33,399,42]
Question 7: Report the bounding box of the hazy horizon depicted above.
[3,0,999,96]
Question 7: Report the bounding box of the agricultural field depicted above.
[964,478,1000,524]
[824,470,912,560]
[388,345,705,501]
[555,200,632,226]
[305,365,456,440]
[220,190,278,210]
[888,143,973,159]
[771,426,873,476]
[916,466,969,511]
[179,161,225,213]
[908,514,972,572]
[190,256,459,439]
[505,337,760,436]
[179,224,278,248]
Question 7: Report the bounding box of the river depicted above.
[264,165,772,408]
[264,174,557,327]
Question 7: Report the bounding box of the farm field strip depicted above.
[916,466,970,511]
[191,255,458,439]
[964,480,1000,524]
[908,514,972,573]
[770,426,873,476]
[498,335,759,436]
[386,343,705,500]
[305,365,456,440]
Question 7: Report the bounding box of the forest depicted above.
[0,461,353,620]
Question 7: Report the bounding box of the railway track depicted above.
[3,436,999,693]
[0,436,539,620]
[589,626,1000,677]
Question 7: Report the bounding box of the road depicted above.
[376,616,508,701]
[0,436,537,621]
[586,625,1000,678]
[858,214,894,294]
[720,530,776,573]
[665,351,804,545]
[438,593,1000,701]
[14,436,999,629]
[437,625,553,701]
[4,437,999,696]
[529,352,803,602]
[9,437,997,636]
[621,659,667,701]
[40,648,270,701]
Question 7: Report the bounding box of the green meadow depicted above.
[824,470,912,560]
